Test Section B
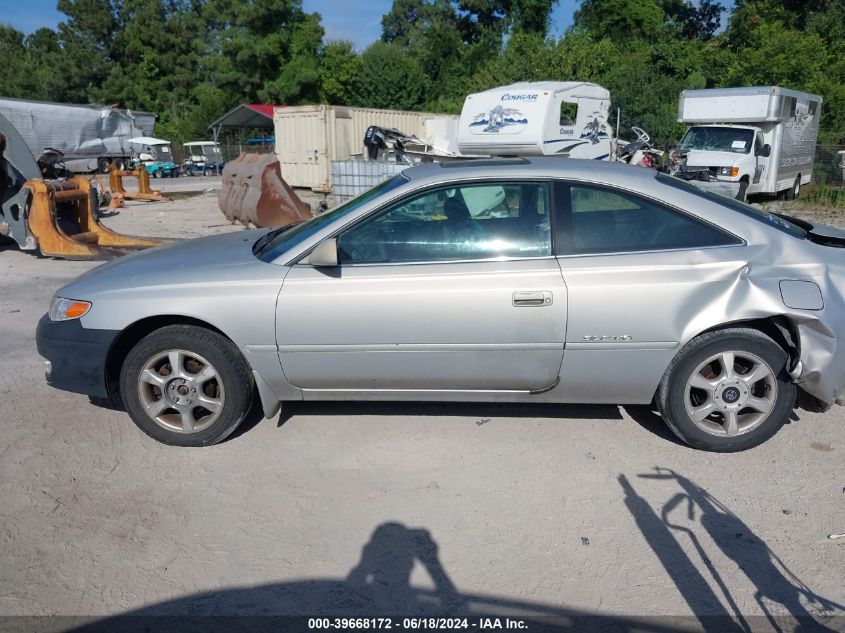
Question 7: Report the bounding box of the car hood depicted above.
[683,150,747,167]
[59,229,276,298]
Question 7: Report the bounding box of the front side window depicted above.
[254,174,409,262]
[555,183,737,255]
[338,182,551,264]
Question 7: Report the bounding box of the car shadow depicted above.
[274,400,625,427]
[622,404,687,447]
[59,520,709,633]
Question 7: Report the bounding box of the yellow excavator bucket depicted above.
[2,110,168,260]
[24,177,164,259]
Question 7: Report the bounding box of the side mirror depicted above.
[760,144,771,157]
[304,237,338,267]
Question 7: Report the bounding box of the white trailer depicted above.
[0,96,155,173]
[456,82,613,160]
[676,86,822,200]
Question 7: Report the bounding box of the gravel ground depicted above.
[1,179,844,631]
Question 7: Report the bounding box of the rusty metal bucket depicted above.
[219,153,312,228]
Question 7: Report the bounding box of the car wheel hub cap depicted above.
[137,349,225,434]
[683,350,777,438]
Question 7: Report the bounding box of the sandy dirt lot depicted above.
[1,178,844,631]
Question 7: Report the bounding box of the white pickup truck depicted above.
[674,87,822,200]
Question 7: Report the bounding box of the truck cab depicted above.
[678,124,772,200]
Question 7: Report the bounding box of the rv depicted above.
[675,87,822,200]
[456,82,612,160]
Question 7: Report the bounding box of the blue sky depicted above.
[2,0,581,49]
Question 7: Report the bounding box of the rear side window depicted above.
[656,173,807,239]
[554,182,738,255]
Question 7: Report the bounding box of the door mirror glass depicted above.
[304,237,338,267]
[761,144,771,157]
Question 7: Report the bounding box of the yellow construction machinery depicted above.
[0,112,166,259]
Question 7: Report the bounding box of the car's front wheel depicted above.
[119,325,253,446]
[657,328,795,452]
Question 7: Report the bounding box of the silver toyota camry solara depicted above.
[36,158,845,451]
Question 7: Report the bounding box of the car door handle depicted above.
[513,291,553,307]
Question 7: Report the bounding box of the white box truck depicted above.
[674,86,822,200]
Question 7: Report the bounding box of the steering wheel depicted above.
[339,225,389,263]
[631,127,651,145]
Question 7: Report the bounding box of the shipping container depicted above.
[274,105,451,191]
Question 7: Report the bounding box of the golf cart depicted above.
[128,137,179,178]
[182,141,224,176]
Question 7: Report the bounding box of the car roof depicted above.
[401,157,658,188]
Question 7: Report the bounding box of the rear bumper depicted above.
[35,314,119,398]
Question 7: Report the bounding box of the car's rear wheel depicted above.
[119,325,253,446]
[656,328,795,452]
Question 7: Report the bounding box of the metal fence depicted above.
[814,145,845,186]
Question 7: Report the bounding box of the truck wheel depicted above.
[656,328,795,452]
[736,179,749,202]
[98,158,111,174]
[153,169,163,179]
[119,325,254,446]
[112,158,126,172]
[785,176,800,200]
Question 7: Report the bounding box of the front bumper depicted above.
[35,315,119,398]
[686,179,741,199]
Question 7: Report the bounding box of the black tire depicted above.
[785,176,800,200]
[656,328,795,452]
[97,157,111,174]
[119,325,254,446]
[112,158,126,172]
[203,168,210,177]
[736,178,749,202]
[154,169,163,179]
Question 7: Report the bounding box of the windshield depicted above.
[680,127,754,154]
[203,146,222,159]
[656,174,807,239]
[151,145,172,162]
[254,174,409,262]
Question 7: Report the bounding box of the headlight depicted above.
[718,166,739,177]
[49,296,92,321]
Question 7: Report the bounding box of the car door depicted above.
[752,132,769,189]
[275,180,567,394]
[552,181,746,403]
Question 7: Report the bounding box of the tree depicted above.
[574,0,665,41]
[318,41,361,104]
[351,41,427,110]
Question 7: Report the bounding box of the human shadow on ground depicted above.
[621,468,845,633]
[64,521,712,633]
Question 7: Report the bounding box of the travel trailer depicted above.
[456,82,613,160]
